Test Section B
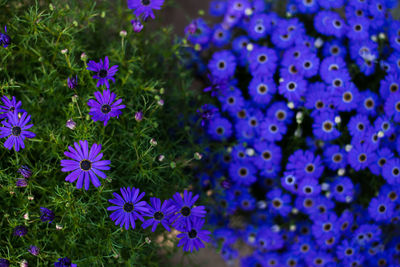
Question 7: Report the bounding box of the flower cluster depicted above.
[186,0,400,266]
[126,0,164,33]
[0,96,35,152]
[108,188,210,252]
[0,25,11,48]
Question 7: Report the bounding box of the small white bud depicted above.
[119,30,127,37]
[314,38,324,48]
[61,49,68,54]
[24,213,29,220]
[158,155,165,162]
[150,138,158,146]
[325,191,331,198]
[338,168,346,176]
[287,102,294,109]
[345,196,353,203]
[378,131,384,138]
[292,208,299,214]
[294,128,302,137]
[271,225,280,232]
[321,183,330,191]
[378,32,386,39]
[289,225,296,231]
[345,144,352,152]
[256,200,267,209]
[335,116,341,124]
[145,237,151,244]
[246,148,255,156]
[56,224,63,230]
[246,43,254,51]
[371,35,378,42]
[248,235,256,243]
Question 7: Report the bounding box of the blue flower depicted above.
[176,218,211,252]
[0,96,24,119]
[86,56,118,89]
[127,0,164,20]
[87,89,125,126]
[0,25,11,48]
[40,207,55,223]
[368,195,394,222]
[0,111,35,152]
[107,187,148,230]
[54,257,77,267]
[208,50,236,82]
[60,140,110,190]
[170,190,206,227]
[142,197,174,232]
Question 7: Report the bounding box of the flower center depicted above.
[141,0,151,6]
[99,69,108,78]
[181,206,191,216]
[80,160,92,171]
[123,202,134,212]
[188,229,197,238]
[154,211,164,220]
[9,107,15,112]
[101,104,112,114]
[11,126,22,136]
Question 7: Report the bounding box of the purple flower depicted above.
[107,187,149,230]
[16,178,28,187]
[0,111,35,152]
[18,165,32,178]
[176,218,211,252]
[28,245,39,256]
[86,56,118,89]
[0,25,11,48]
[54,257,77,267]
[87,89,125,126]
[127,0,164,20]
[170,190,206,227]
[135,111,143,122]
[0,259,10,267]
[13,225,27,236]
[142,197,175,232]
[40,207,55,223]
[66,119,76,130]
[0,96,24,119]
[67,75,78,89]
[197,104,218,127]
[60,140,111,190]
[131,19,144,32]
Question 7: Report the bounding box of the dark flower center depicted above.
[188,229,197,238]
[99,69,108,78]
[258,85,267,94]
[333,154,342,162]
[154,211,164,220]
[343,92,352,102]
[141,0,151,6]
[288,82,296,91]
[258,55,267,62]
[218,61,225,69]
[181,206,191,216]
[390,83,398,92]
[358,154,367,162]
[344,248,353,255]
[379,205,386,213]
[239,168,248,176]
[323,223,332,231]
[11,126,22,136]
[393,168,400,176]
[216,127,224,135]
[301,245,309,252]
[101,104,112,114]
[379,158,387,166]
[263,151,271,160]
[323,122,333,131]
[365,99,374,108]
[305,199,313,207]
[306,164,314,173]
[80,160,92,171]
[336,185,344,192]
[9,107,15,112]
[277,111,285,120]
[272,200,282,208]
[123,202,134,212]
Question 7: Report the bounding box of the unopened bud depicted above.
[150,138,157,146]
[120,30,127,37]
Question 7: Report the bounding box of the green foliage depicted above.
[0,0,201,265]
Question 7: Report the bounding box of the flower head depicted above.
[16,178,28,187]
[28,245,40,256]
[127,0,164,20]
[142,197,175,232]
[0,25,11,48]
[170,190,206,227]
[0,111,35,152]
[54,257,77,267]
[107,187,149,230]
[18,165,32,178]
[131,19,144,32]
[176,218,211,252]
[40,207,55,223]
[67,75,78,89]
[0,259,10,267]
[87,89,125,126]
[60,140,111,190]
[0,96,24,119]
[13,225,27,237]
[86,56,118,89]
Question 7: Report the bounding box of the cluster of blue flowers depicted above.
[187,0,400,266]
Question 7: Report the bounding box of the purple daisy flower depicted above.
[142,197,175,232]
[0,259,10,267]
[0,111,35,152]
[16,178,28,187]
[54,257,77,267]
[40,207,55,223]
[60,140,111,190]
[127,0,164,20]
[176,218,211,253]
[87,89,125,126]
[107,187,149,230]
[13,225,27,237]
[131,19,144,32]
[0,96,24,119]
[86,56,118,89]
[170,190,206,228]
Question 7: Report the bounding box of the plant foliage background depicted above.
[0,0,201,265]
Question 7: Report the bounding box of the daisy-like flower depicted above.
[67,75,78,89]
[170,190,206,228]
[60,140,110,190]
[13,225,27,237]
[176,218,211,253]
[0,111,35,152]
[0,25,11,48]
[107,187,149,230]
[127,0,164,20]
[40,207,55,223]
[87,89,125,126]
[131,19,144,32]
[142,197,175,232]
[86,56,118,89]
[0,96,24,119]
